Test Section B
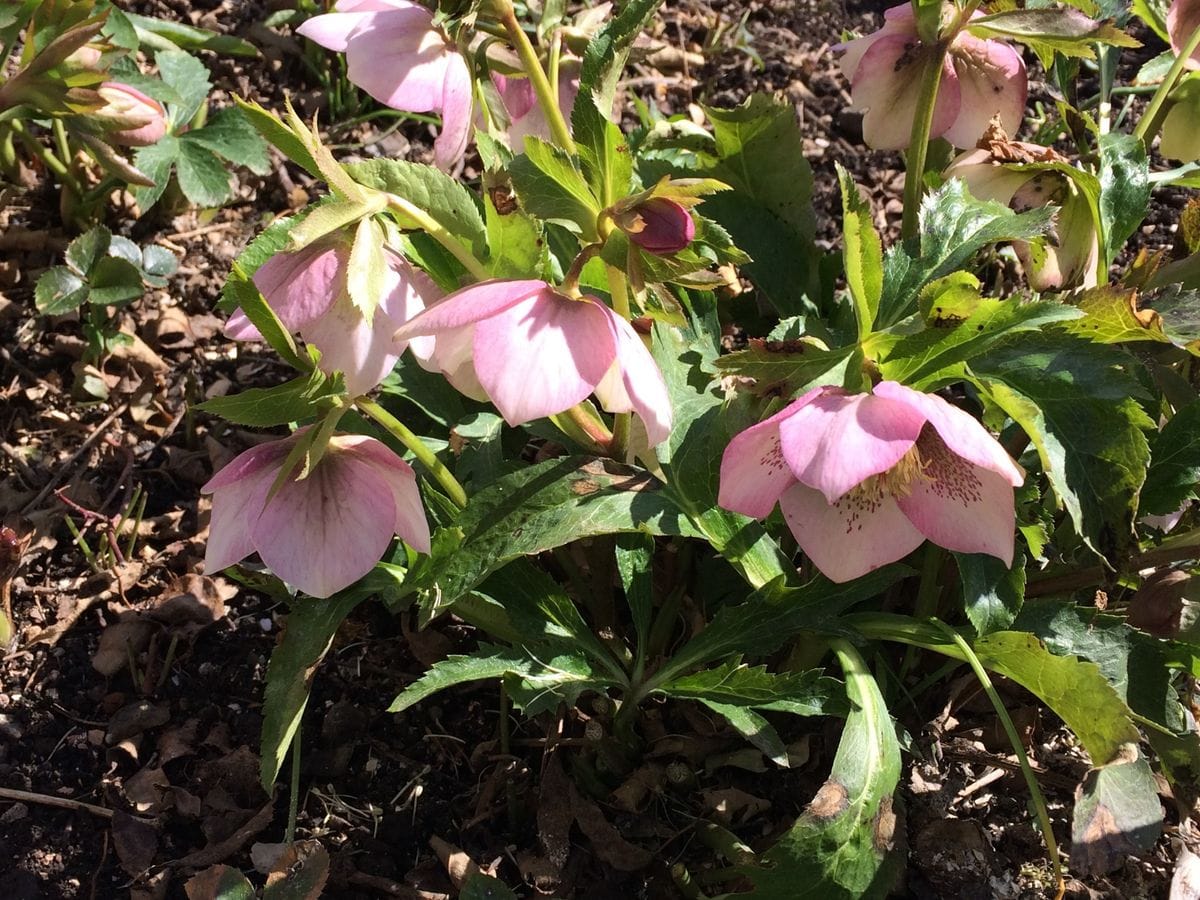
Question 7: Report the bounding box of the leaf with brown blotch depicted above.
[1070,744,1164,876]
[263,840,330,900]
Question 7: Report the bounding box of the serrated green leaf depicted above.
[175,138,232,207]
[1143,400,1200,517]
[968,333,1152,561]
[406,456,704,623]
[1098,133,1149,265]
[141,244,178,285]
[108,235,143,267]
[346,158,487,257]
[968,9,1139,61]
[34,267,88,314]
[131,135,180,211]
[838,163,882,338]
[615,533,654,658]
[878,180,1055,327]
[260,592,365,790]
[730,643,902,899]
[699,94,818,317]
[154,49,211,127]
[182,106,271,175]
[65,225,111,275]
[1060,285,1177,349]
[235,96,321,180]
[578,0,663,117]
[485,192,546,279]
[1131,0,1170,41]
[572,93,632,206]
[711,341,856,397]
[219,215,299,312]
[507,136,601,236]
[126,12,258,57]
[196,370,345,427]
[956,549,1025,635]
[659,663,847,717]
[88,255,144,305]
[388,643,608,713]
[700,701,789,766]
[878,298,1082,388]
[1070,749,1163,876]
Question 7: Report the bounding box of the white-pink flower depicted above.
[225,237,441,397]
[96,82,168,147]
[203,430,430,598]
[836,4,1027,150]
[393,279,673,447]
[492,70,579,150]
[1169,0,1200,70]
[719,382,1023,583]
[297,0,472,168]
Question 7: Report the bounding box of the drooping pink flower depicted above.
[719,382,1023,583]
[1169,0,1200,70]
[225,237,441,396]
[492,70,579,150]
[95,82,167,146]
[393,279,673,447]
[835,4,1027,150]
[623,198,696,255]
[943,143,1099,291]
[203,430,431,598]
[297,0,472,168]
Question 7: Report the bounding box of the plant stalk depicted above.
[384,194,490,282]
[497,1,576,154]
[1134,26,1200,144]
[358,398,468,509]
[605,264,633,461]
[901,43,949,240]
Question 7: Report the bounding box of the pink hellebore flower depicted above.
[297,0,472,168]
[943,143,1099,291]
[1169,0,1200,70]
[624,198,696,255]
[836,4,1027,150]
[203,431,431,598]
[393,279,673,447]
[96,82,168,147]
[719,382,1023,583]
[225,238,441,397]
[492,71,580,150]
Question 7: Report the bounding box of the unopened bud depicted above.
[623,198,695,256]
[96,83,167,146]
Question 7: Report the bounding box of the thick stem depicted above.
[384,194,490,282]
[554,402,615,453]
[497,2,576,154]
[901,44,949,240]
[285,724,302,844]
[1134,27,1200,144]
[358,398,468,509]
[10,119,83,196]
[604,264,633,461]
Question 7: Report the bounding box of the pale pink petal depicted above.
[202,439,294,574]
[943,149,1033,206]
[343,10,452,113]
[423,324,489,401]
[252,454,397,598]
[896,431,1016,565]
[295,11,376,51]
[298,293,401,396]
[943,35,1027,148]
[337,436,431,553]
[778,390,926,502]
[336,0,424,11]
[473,293,616,426]
[591,307,673,447]
[873,382,1024,485]
[223,309,262,342]
[201,438,293,492]
[834,4,916,81]
[494,74,538,121]
[853,34,960,150]
[1169,0,1200,70]
[780,481,926,583]
[717,395,818,519]
[393,279,549,341]
[248,243,345,332]
[434,51,474,169]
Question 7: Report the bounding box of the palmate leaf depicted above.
[196,369,345,427]
[877,180,1054,327]
[1142,400,1200,517]
[507,136,601,236]
[968,332,1152,562]
[578,0,664,117]
[956,549,1026,636]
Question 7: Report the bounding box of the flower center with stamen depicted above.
[848,443,930,504]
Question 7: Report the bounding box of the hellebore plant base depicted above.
[18,0,1200,894]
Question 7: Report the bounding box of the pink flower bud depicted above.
[1169,0,1200,70]
[626,198,696,255]
[96,82,167,146]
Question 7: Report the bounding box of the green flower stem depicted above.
[901,43,950,240]
[384,193,490,282]
[9,119,82,197]
[1134,26,1200,145]
[497,1,577,155]
[929,619,1064,898]
[900,543,945,679]
[554,402,615,453]
[285,724,302,844]
[605,264,633,461]
[358,398,468,509]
